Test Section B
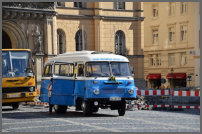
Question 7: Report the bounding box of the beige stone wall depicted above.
[143,2,199,87]
[54,2,144,79]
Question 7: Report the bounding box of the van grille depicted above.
[102,88,125,94]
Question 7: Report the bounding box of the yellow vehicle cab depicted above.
[2,49,37,109]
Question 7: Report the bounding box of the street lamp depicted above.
[170,68,174,110]
[170,68,174,88]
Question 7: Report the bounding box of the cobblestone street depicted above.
[2,104,200,132]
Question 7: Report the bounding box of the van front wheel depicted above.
[82,101,92,116]
[118,101,126,116]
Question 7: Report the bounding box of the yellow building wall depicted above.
[143,2,198,87]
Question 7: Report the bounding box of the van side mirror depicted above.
[130,66,134,75]
[32,58,35,65]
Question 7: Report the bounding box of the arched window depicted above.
[115,30,126,55]
[57,29,66,54]
[75,30,86,51]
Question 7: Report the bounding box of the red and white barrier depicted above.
[172,90,200,97]
[127,104,200,109]
[137,89,200,97]
[137,90,170,96]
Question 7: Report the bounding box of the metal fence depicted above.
[126,87,200,111]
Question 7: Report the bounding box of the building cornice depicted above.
[56,6,143,13]
[2,7,56,15]
[57,14,145,21]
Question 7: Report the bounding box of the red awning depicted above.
[146,74,161,79]
[166,73,187,79]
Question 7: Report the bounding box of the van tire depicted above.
[93,106,99,113]
[12,103,19,110]
[54,105,67,113]
[76,98,82,111]
[82,101,92,116]
[118,101,126,116]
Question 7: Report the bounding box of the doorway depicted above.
[2,31,12,49]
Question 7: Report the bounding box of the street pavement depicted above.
[2,104,200,132]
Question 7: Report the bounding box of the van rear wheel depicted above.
[54,105,67,113]
[82,101,92,116]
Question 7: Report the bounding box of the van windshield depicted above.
[86,62,131,77]
[111,62,131,77]
[86,62,110,77]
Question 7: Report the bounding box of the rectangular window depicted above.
[168,26,175,43]
[169,2,175,16]
[181,2,187,14]
[149,55,155,66]
[78,64,84,77]
[74,2,86,8]
[152,5,158,17]
[180,52,187,66]
[149,54,161,67]
[156,54,161,66]
[54,63,74,77]
[168,53,175,66]
[114,2,125,10]
[152,29,158,44]
[180,25,188,41]
[56,2,65,7]
[43,65,52,77]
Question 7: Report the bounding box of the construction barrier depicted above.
[127,88,200,110]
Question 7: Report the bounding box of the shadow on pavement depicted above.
[2,110,118,119]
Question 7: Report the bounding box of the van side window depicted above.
[60,64,69,76]
[78,64,84,77]
[54,63,74,77]
[43,65,52,77]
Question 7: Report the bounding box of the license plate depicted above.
[8,94,21,98]
[110,97,121,101]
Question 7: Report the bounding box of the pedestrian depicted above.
[48,78,53,113]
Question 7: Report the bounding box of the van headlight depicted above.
[29,87,34,92]
[128,88,134,94]
[93,89,99,95]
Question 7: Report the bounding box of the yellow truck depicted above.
[2,49,37,109]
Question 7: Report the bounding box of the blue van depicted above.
[40,51,136,116]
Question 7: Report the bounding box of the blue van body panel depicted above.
[40,79,51,103]
[50,79,74,106]
[74,80,85,101]
[40,78,136,105]
[84,79,136,100]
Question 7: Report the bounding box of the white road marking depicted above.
[3,124,74,131]
[120,116,200,131]
[52,118,123,132]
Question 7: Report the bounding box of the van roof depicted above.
[47,51,129,63]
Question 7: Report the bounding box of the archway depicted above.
[2,20,27,49]
[2,31,12,49]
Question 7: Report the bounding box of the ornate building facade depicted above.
[2,2,145,88]
[143,2,200,88]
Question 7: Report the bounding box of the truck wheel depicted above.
[54,105,67,113]
[12,103,19,110]
[118,101,126,116]
[82,101,92,116]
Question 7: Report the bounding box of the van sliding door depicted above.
[51,62,75,106]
